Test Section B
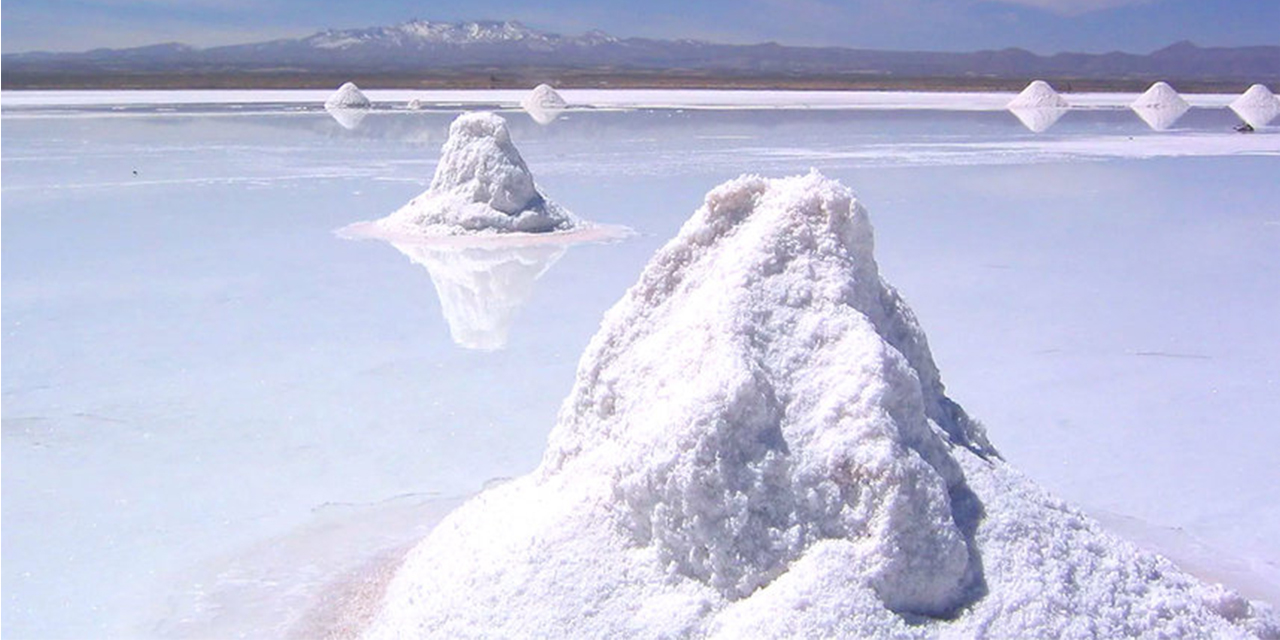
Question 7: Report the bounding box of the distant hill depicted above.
[4,20,1278,90]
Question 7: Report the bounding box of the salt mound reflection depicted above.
[327,106,370,130]
[387,239,568,350]
[1009,106,1067,133]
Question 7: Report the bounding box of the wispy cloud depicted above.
[981,0,1158,16]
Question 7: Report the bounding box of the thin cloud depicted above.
[983,0,1158,16]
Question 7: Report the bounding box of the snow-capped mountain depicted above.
[301,20,613,51]
[4,20,1278,87]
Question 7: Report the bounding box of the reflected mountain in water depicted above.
[1008,106,1067,133]
[386,239,568,350]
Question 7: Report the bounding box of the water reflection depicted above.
[385,239,567,350]
[1131,104,1186,131]
[524,102,565,125]
[1008,106,1067,133]
[326,106,370,130]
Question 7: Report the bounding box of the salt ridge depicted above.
[362,172,1277,639]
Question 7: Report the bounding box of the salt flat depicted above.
[2,90,1277,638]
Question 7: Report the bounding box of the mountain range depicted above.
[4,20,1278,90]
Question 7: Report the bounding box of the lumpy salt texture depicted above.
[363,172,1278,640]
[325,82,371,109]
[377,112,578,235]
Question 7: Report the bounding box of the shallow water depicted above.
[3,95,1279,637]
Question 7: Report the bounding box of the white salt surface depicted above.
[4,100,1278,639]
[1131,81,1192,131]
[373,112,580,235]
[1231,84,1280,128]
[364,172,1277,639]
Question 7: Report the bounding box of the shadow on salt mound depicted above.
[359,171,1279,640]
[361,172,1001,638]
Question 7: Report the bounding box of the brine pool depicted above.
[3,90,1279,638]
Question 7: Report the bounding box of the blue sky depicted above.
[3,0,1278,54]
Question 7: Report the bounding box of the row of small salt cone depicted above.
[324,82,567,129]
[1009,79,1280,131]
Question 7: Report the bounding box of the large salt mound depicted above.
[364,172,1278,639]
[1231,84,1280,128]
[1131,81,1191,131]
[377,112,579,235]
[1007,79,1069,109]
[325,82,371,110]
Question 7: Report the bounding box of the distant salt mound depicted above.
[1231,84,1280,128]
[376,112,579,235]
[1007,80,1069,132]
[1007,80,1069,109]
[406,98,424,110]
[521,84,568,125]
[325,82,371,110]
[1131,81,1191,131]
[363,172,1277,639]
[325,82,372,130]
